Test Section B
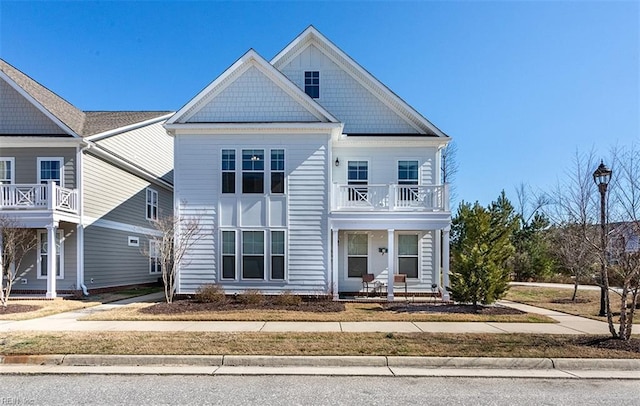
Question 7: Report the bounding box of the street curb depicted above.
[2,355,640,370]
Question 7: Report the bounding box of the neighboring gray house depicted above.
[0,59,174,298]
[166,27,452,300]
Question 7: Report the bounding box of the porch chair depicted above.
[394,274,408,297]
[361,273,375,297]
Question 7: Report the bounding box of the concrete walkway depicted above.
[0,292,629,335]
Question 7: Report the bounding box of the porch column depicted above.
[76,224,84,294]
[387,229,395,302]
[442,226,451,301]
[331,229,339,300]
[46,223,57,299]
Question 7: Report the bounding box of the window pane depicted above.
[242,150,264,171]
[222,231,235,255]
[271,172,284,193]
[242,256,264,279]
[348,161,367,182]
[242,173,264,193]
[399,257,418,278]
[222,256,235,279]
[271,150,284,171]
[398,161,418,183]
[347,257,367,277]
[398,235,419,256]
[243,231,264,255]
[222,172,235,193]
[0,160,11,183]
[348,234,368,255]
[222,150,235,170]
[271,231,285,255]
[271,256,285,280]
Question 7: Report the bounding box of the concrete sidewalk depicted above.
[0,293,623,335]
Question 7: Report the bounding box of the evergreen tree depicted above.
[450,191,519,306]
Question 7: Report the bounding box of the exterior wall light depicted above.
[335,158,340,167]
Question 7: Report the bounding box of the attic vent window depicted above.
[304,71,319,98]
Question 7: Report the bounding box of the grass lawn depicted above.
[0,286,161,321]
[0,331,637,358]
[505,286,606,321]
[79,301,553,323]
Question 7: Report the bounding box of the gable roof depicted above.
[0,59,172,138]
[166,49,339,125]
[271,26,448,137]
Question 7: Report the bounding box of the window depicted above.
[37,158,63,186]
[0,158,14,184]
[242,149,264,194]
[304,71,319,98]
[271,231,285,279]
[149,240,161,274]
[128,236,140,247]
[347,233,368,277]
[146,188,158,221]
[222,149,235,194]
[37,230,63,279]
[271,149,285,194]
[242,231,264,279]
[222,231,236,279]
[347,161,368,201]
[398,160,419,201]
[398,234,419,278]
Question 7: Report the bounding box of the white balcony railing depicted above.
[333,183,449,212]
[0,182,79,214]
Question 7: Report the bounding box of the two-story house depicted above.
[166,27,452,300]
[0,59,174,298]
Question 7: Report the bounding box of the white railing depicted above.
[333,183,449,212]
[0,182,79,214]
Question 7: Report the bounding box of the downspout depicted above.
[77,142,90,296]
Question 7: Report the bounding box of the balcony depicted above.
[332,184,449,212]
[0,183,79,214]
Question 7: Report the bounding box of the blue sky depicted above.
[1,1,638,208]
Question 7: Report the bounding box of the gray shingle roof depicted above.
[0,59,172,137]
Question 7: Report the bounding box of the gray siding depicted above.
[83,153,172,228]
[1,147,76,188]
[84,225,158,288]
[0,79,66,135]
[95,120,174,184]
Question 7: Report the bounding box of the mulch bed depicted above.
[552,298,591,304]
[0,304,42,314]
[583,336,640,353]
[141,298,346,314]
[383,303,526,315]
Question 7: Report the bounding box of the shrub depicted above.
[194,284,227,304]
[273,291,302,306]
[236,289,264,305]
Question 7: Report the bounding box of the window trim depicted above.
[397,159,420,185]
[346,232,369,279]
[0,157,15,184]
[397,233,420,279]
[146,188,159,221]
[149,239,161,275]
[37,229,64,280]
[37,157,64,186]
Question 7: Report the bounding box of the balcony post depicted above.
[47,181,55,210]
[389,184,395,210]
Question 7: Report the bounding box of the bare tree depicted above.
[441,141,459,202]
[146,210,202,304]
[0,216,37,307]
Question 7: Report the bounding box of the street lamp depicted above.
[593,160,612,317]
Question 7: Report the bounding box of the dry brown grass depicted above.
[0,331,637,358]
[81,302,552,323]
[505,286,606,321]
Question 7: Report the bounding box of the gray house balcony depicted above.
[0,181,79,223]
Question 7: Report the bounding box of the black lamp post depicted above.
[593,160,612,317]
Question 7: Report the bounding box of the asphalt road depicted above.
[0,375,639,405]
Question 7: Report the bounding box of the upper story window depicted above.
[398,160,419,201]
[347,161,368,201]
[242,149,264,194]
[304,71,319,98]
[222,149,236,194]
[146,188,159,221]
[270,149,285,194]
[0,158,14,184]
[37,158,63,186]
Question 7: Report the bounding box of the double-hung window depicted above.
[347,161,368,201]
[146,188,158,221]
[242,149,264,194]
[304,71,319,98]
[270,149,285,194]
[242,231,264,279]
[222,149,235,194]
[347,233,368,277]
[149,240,161,274]
[398,160,419,201]
[37,230,63,279]
[398,234,419,278]
[37,158,63,186]
[271,231,285,279]
[0,158,14,184]
[222,231,236,279]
